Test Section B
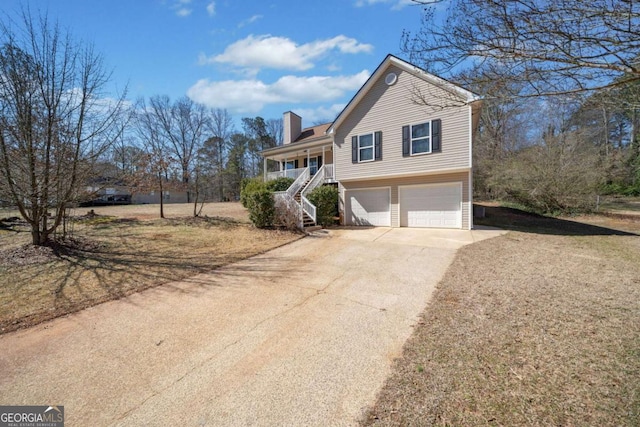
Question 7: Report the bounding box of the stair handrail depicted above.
[286,167,310,199]
[299,165,327,224]
[301,194,316,224]
[301,164,326,198]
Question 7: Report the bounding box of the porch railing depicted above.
[323,164,335,182]
[266,164,335,182]
[266,167,306,181]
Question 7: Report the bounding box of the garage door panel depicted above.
[346,188,390,226]
[400,183,461,229]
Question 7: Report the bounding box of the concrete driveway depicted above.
[0,227,504,426]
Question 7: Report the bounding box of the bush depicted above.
[265,177,294,192]
[246,189,275,228]
[489,136,603,214]
[307,185,338,227]
[274,194,300,230]
[240,178,265,208]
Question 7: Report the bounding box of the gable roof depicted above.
[294,123,331,143]
[260,122,332,156]
[327,54,481,134]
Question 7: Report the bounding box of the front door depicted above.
[309,157,318,175]
[304,156,322,176]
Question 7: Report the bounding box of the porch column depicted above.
[263,157,267,181]
[307,150,310,171]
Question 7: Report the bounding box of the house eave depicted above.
[260,137,333,158]
[327,54,482,135]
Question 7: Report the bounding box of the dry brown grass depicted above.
[362,206,640,426]
[0,203,300,334]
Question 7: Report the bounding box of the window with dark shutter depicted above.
[374,131,382,160]
[432,119,441,152]
[303,158,308,168]
[404,119,442,156]
[402,126,410,157]
[352,136,358,163]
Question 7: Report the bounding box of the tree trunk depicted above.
[158,173,165,219]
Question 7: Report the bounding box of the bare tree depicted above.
[0,11,127,245]
[206,108,234,201]
[147,95,208,204]
[266,118,283,146]
[133,98,172,218]
[406,0,640,102]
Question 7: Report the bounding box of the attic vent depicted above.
[385,72,397,86]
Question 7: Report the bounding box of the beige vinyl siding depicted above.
[334,64,471,182]
[339,171,471,229]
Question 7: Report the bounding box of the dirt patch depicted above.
[362,209,640,426]
[1,244,57,266]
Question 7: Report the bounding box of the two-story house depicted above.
[260,54,481,230]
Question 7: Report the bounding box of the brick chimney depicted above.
[283,111,301,145]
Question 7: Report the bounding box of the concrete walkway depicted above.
[0,227,505,426]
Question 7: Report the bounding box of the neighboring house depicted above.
[84,180,132,205]
[84,180,189,205]
[131,190,189,205]
[260,54,482,230]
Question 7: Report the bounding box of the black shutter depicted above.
[352,136,358,163]
[432,119,441,152]
[374,131,382,161]
[318,155,323,167]
[303,158,308,168]
[282,161,285,170]
[402,126,410,157]
[294,159,299,169]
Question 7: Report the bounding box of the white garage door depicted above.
[400,183,462,228]
[346,188,391,226]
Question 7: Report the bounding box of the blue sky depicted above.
[3,0,428,127]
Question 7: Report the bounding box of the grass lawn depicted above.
[362,205,640,426]
[598,195,640,214]
[0,203,301,334]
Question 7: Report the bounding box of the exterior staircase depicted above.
[293,178,316,227]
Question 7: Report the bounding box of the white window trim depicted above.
[410,121,432,156]
[358,133,375,163]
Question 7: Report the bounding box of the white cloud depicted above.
[238,14,263,28]
[355,0,416,9]
[186,71,370,114]
[294,104,346,124]
[169,0,192,17]
[206,1,215,16]
[201,34,373,71]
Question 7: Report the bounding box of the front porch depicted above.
[262,143,335,184]
[265,164,335,183]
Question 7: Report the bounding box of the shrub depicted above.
[307,185,338,227]
[274,194,300,230]
[265,177,294,192]
[246,189,275,228]
[240,178,265,208]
